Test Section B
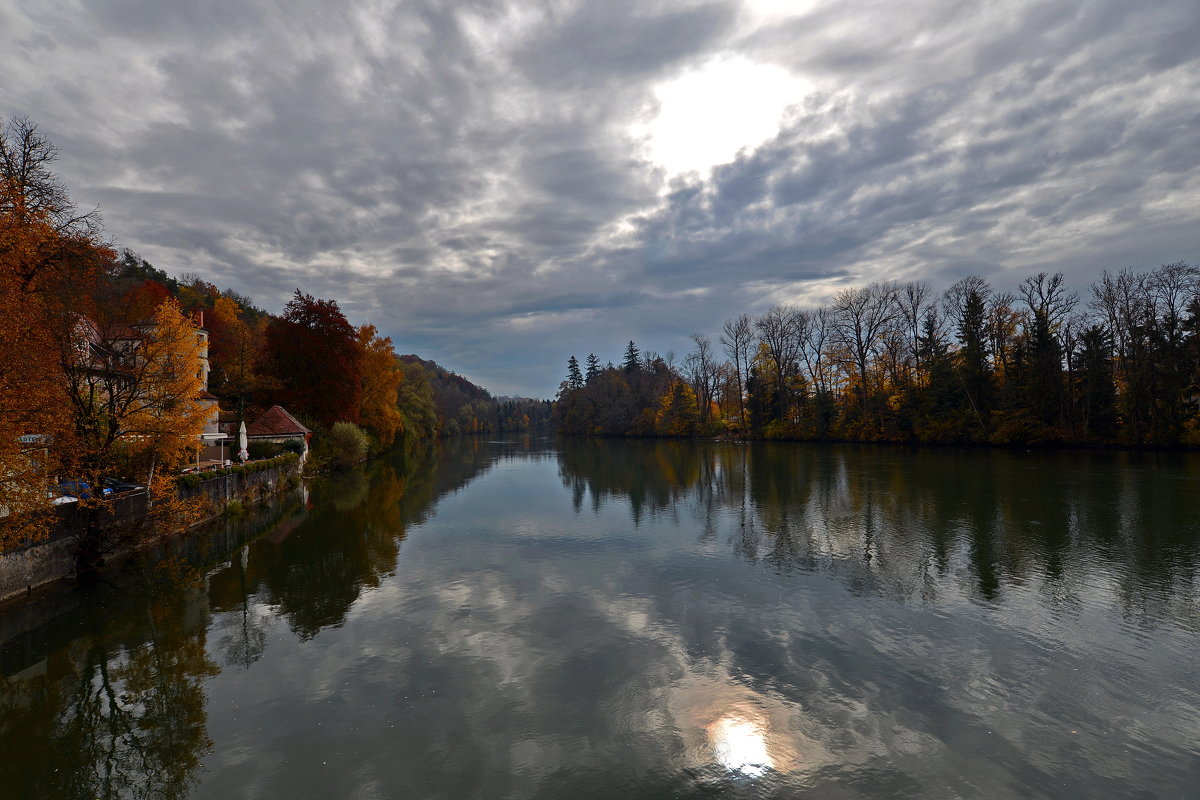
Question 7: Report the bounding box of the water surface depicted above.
[2,438,1199,799]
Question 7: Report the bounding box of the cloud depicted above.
[2,0,1197,395]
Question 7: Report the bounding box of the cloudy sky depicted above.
[3,0,1198,396]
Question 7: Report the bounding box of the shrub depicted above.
[248,440,284,460]
[320,422,370,469]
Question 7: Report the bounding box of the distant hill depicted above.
[396,354,492,422]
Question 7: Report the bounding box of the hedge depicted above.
[177,452,300,489]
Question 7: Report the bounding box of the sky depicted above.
[2,0,1198,397]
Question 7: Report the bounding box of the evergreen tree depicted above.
[949,279,992,436]
[566,355,584,390]
[622,340,641,374]
[1027,311,1065,433]
[585,353,600,383]
[1074,325,1117,441]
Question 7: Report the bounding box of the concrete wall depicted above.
[0,459,299,604]
[0,534,79,606]
[178,462,297,508]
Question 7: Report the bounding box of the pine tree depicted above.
[622,341,641,374]
[566,355,584,390]
[585,353,600,383]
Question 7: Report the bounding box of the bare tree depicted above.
[1,116,102,290]
[1018,271,1078,333]
[1147,261,1200,347]
[755,306,805,420]
[798,306,833,398]
[683,333,720,426]
[720,314,753,431]
[1089,268,1139,361]
[896,281,932,374]
[988,291,1018,376]
[831,282,899,418]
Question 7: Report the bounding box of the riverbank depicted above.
[0,454,302,604]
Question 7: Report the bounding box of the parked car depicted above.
[54,480,114,501]
[103,478,145,495]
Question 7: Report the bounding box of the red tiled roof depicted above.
[246,405,311,437]
[197,390,219,401]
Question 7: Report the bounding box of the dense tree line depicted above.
[556,267,1200,446]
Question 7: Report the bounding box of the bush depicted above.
[282,438,306,455]
[248,440,284,460]
[320,422,370,470]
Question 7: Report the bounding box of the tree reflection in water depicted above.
[2,437,1197,798]
[556,439,1200,616]
[0,436,522,799]
[0,584,217,800]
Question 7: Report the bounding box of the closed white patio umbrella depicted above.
[238,421,249,462]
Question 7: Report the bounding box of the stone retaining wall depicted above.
[0,459,299,604]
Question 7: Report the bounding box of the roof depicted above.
[197,390,219,401]
[246,405,311,437]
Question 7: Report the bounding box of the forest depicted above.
[555,266,1200,447]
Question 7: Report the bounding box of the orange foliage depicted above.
[122,279,172,322]
[206,295,261,405]
[1,117,111,547]
[357,324,405,447]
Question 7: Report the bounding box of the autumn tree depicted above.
[55,298,210,569]
[0,261,63,547]
[0,116,101,292]
[263,290,363,426]
[552,267,1196,447]
[0,117,108,548]
[357,324,405,448]
[206,294,261,424]
[655,380,700,436]
[396,359,439,441]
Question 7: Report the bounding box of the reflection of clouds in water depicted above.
[190,440,1200,797]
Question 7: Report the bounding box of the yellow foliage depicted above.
[357,324,405,447]
[119,300,212,472]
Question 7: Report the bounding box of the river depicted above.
[2,437,1198,799]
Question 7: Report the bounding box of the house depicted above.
[72,310,229,465]
[245,406,311,455]
[194,312,229,462]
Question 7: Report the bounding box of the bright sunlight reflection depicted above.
[707,714,773,776]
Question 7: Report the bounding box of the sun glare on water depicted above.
[707,714,773,776]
